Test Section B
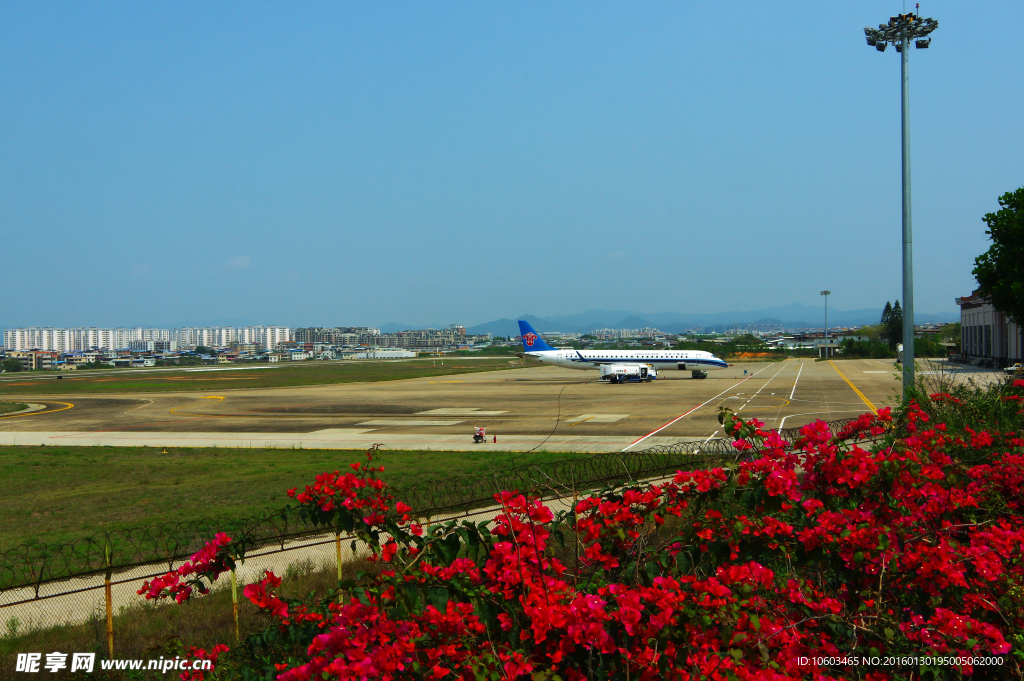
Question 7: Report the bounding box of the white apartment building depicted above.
[4,326,291,352]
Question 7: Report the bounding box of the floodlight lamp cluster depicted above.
[864,12,937,52]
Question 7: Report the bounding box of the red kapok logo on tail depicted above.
[523,333,538,347]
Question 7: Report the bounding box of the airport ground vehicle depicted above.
[1006,363,1023,375]
[600,364,657,383]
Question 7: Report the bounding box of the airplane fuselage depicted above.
[523,348,728,371]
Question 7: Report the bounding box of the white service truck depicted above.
[600,364,657,383]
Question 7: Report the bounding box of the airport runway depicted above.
[0,358,909,452]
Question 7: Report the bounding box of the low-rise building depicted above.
[955,290,1022,367]
[6,350,57,371]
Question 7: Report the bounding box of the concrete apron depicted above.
[0,431,701,453]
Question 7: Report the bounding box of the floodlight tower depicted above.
[821,290,831,358]
[864,6,937,398]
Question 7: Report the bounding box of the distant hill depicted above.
[463,305,957,336]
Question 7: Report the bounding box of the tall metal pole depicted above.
[900,27,915,395]
[865,11,935,396]
[820,290,831,358]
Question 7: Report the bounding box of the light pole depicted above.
[864,8,937,397]
[820,290,831,358]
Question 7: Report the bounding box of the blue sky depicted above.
[2,2,1020,329]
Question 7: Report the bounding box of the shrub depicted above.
[145,384,1024,680]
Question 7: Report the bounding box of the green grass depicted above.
[0,445,588,549]
[0,358,522,395]
[0,403,27,415]
[0,558,348,679]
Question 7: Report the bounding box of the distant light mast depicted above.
[820,290,831,358]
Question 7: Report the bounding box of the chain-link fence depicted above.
[0,417,860,637]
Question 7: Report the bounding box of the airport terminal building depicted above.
[956,290,1022,367]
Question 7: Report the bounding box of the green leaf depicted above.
[457,526,478,560]
[749,613,760,631]
[402,582,420,609]
[437,534,461,566]
[428,586,449,611]
[477,599,499,631]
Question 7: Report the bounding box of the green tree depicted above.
[939,322,961,343]
[973,187,1024,326]
[882,300,903,350]
[1,358,22,373]
[881,301,893,327]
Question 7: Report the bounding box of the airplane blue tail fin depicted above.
[517,320,556,352]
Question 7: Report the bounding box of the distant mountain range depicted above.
[455,305,958,338]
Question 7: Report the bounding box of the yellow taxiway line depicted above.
[0,401,74,419]
[170,395,225,414]
[829,361,877,414]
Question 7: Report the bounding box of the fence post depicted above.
[104,543,113,659]
[230,568,239,642]
[335,533,344,603]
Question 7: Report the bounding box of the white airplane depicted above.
[517,320,728,381]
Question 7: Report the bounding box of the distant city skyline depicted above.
[3,299,960,349]
[2,2,1019,327]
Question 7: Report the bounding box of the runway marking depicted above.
[568,417,595,427]
[829,361,877,414]
[358,419,466,426]
[737,364,789,411]
[170,396,225,415]
[862,371,890,374]
[621,364,775,452]
[568,414,629,426]
[0,401,74,419]
[789,362,804,400]
[778,408,866,431]
[695,430,720,452]
[123,399,153,415]
[417,408,507,416]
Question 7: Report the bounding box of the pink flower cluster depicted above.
[137,532,233,603]
[247,400,1022,680]
[161,381,1024,679]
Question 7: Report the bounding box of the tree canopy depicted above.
[973,186,1024,326]
[881,300,903,349]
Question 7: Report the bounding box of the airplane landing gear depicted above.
[691,370,708,380]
